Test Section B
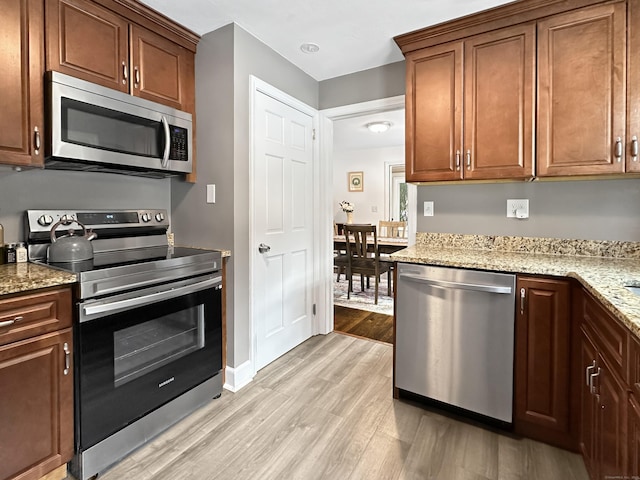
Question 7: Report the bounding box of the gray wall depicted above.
[0,168,170,243]
[416,178,640,241]
[171,24,236,360]
[171,23,319,370]
[319,61,406,109]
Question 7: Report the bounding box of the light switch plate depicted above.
[206,184,215,204]
[423,201,434,217]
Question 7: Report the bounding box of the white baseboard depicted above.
[223,360,253,392]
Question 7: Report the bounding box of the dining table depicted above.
[333,235,409,255]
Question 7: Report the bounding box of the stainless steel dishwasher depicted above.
[395,263,516,423]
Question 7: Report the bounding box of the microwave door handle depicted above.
[161,116,170,168]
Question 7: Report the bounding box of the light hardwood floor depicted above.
[93,333,589,480]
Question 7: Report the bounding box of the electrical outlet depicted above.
[371,205,378,213]
[423,201,434,217]
[507,199,529,218]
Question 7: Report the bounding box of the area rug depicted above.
[333,273,394,315]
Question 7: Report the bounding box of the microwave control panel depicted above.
[169,126,189,162]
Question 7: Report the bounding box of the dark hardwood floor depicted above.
[334,305,394,344]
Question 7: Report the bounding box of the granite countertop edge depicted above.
[0,263,77,296]
[391,245,640,340]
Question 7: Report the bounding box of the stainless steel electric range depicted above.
[25,209,223,480]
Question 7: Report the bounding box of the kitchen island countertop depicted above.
[391,241,640,339]
[0,263,77,296]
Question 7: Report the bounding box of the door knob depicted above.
[258,243,271,254]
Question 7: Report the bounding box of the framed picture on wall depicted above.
[348,171,364,192]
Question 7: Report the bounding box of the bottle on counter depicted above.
[16,242,27,263]
[5,243,16,264]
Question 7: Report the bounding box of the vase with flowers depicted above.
[340,201,354,224]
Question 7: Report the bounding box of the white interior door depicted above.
[253,89,315,371]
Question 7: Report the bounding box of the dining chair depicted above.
[344,224,391,304]
[379,220,407,238]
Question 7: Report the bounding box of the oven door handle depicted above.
[82,276,221,318]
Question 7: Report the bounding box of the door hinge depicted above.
[312,128,316,140]
[313,303,317,315]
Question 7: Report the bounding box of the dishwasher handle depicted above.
[399,272,513,295]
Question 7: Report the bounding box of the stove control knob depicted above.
[141,213,151,223]
[37,215,54,226]
[155,213,165,222]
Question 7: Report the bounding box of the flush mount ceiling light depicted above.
[300,43,320,54]
[366,121,392,133]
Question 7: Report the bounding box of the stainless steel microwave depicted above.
[46,72,192,178]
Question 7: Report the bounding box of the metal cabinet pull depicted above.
[122,61,128,84]
[455,150,461,170]
[590,367,601,395]
[585,360,596,387]
[466,150,471,170]
[614,137,623,162]
[520,288,526,315]
[63,343,70,375]
[33,127,40,154]
[134,67,140,87]
[0,316,23,328]
[632,136,639,162]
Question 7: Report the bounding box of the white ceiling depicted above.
[139,0,515,81]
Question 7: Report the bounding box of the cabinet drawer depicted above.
[0,288,72,346]
[583,291,628,379]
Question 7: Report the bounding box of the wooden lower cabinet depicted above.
[629,395,640,476]
[579,309,630,479]
[0,329,73,480]
[0,286,74,480]
[514,276,573,449]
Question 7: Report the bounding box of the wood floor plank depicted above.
[89,333,589,480]
[334,305,394,344]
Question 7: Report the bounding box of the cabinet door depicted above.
[464,24,535,180]
[628,0,640,173]
[0,329,73,480]
[537,2,627,177]
[597,356,628,479]
[46,0,129,92]
[130,24,195,111]
[0,0,44,167]
[514,277,572,449]
[580,328,599,480]
[405,42,462,182]
[630,395,640,476]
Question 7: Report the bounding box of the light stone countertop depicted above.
[391,243,640,340]
[0,263,77,296]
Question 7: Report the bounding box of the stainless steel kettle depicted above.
[48,218,97,263]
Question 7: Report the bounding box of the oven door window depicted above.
[113,304,205,387]
[78,286,222,449]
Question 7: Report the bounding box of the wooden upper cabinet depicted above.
[464,24,535,180]
[405,23,534,183]
[514,276,573,450]
[46,0,196,113]
[628,0,640,173]
[0,0,45,168]
[130,24,194,111]
[46,0,129,92]
[406,42,462,182]
[537,2,627,177]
